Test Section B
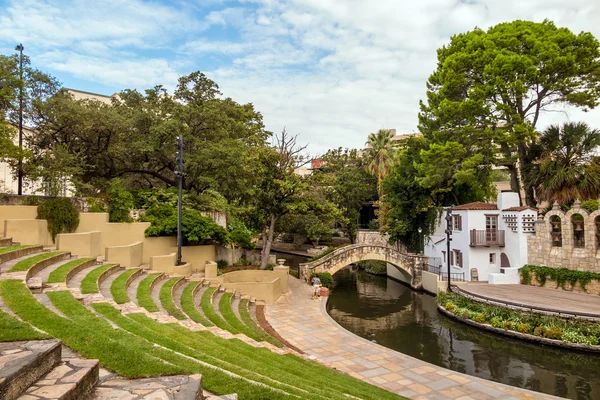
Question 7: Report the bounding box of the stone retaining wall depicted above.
[520,272,600,296]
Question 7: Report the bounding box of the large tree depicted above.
[365,129,397,226]
[527,122,600,204]
[419,20,600,206]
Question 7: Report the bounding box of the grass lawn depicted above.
[238,298,283,347]
[47,258,94,283]
[0,309,48,341]
[159,277,187,320]
[110,268,140,304]
[0,245,33,255]
[219,293,275,344]
[180,281,214,327]
[136,273,161,312]
[80,264,116,294]
[8,251,67,272]
[201,287,239,333]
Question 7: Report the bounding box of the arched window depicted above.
[550,216,562,247]
[595,216,600,249]
[572,214,585,248]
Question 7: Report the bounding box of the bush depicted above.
[265,264,276,271]
[289,269,299,279]
[37,198,80,242]
[517,323,533,334]
[234,254,252,267]
[216,260,228,269]
[563,331,597,345]
[144,207,229,246]
[545,328,563,340]
[520,265,600,291]
[309,272,333,289]
[107,179,134,222]
[87,197,106,213]
[490,317,503,328]
[581,199,599,214]
[533,326,547,337]
[474,313,486,324]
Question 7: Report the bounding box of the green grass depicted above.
[110,268,140,304]
[8,251,67,272]
[239,298,283,347]
[201,287,238,333]
[0,309,48,341]
[80,264,116,294]
[47,258,94,283]
[136,273,161,312]
[180,281,214,327]
[0,245,33,255]
[159,277,187,320]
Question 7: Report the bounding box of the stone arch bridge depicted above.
[299,244,428,290]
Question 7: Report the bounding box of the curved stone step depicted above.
[125,271,147,307]
[0,340,61,400]
[33,257,80,284]
[230,294,242,321]
[0,249,46,273]
[192,283,212,321]
[66,265,98,289]
[22,357,99,399]
[150,275,169,314]
[173,279,189,312]
[93,373,202,400]
[212,290,227,322]
[99,267,125,299]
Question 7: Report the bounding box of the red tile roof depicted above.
[503,206,538,212]
[452,202,497,211]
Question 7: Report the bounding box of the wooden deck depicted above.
[456,283,600,318]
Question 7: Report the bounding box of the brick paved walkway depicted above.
[265,277,559,400]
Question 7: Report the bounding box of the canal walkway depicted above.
[265,276,558,400]
[456,283,600,319]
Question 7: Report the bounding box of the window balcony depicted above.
[469,229,505,247]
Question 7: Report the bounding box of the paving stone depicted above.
[30,383,76,398]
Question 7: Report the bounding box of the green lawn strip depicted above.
[201,287,239,333]
[0,309,48,341]
[219,293,264,342]
[126,313,399,400]
[80,264,115,294]
[136,273,161,312]
[0,245,32,255]
[93,304,307,399]
[159,277,187,320]
[110,268,140,304]
[8,251,67,272]
[47,258,94,283]
[180,281,214,327]
[238,298,283,347]
[0,280,184,377]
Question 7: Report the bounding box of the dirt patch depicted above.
[255,304,304,354]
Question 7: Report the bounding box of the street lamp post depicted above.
[175,136,184,266]
[445,208,453,291]
[15,44,24,196]
[417,226,423,253]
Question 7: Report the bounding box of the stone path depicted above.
[92,372,202,400]
[265,277,559,400]
[457,283,600,318]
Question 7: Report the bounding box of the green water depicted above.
[327,267,600,400]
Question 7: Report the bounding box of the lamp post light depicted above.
[175,136,185,266]
[15,43,24,195]
[444,208,453,291]
[417,226,423,254]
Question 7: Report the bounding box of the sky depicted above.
[1,0,599,153]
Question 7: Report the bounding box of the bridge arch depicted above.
[300,244,427,290]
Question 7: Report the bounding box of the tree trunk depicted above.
[260,214,277,269]
[506,164,523,204]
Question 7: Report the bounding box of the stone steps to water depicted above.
[0,339,99,400]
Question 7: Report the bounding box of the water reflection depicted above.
[326,267,600,400]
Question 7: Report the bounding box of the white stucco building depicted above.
[424,192,537,284]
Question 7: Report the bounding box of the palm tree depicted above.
[527,122,600,204]
[365,129,397,226]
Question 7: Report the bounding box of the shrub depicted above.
[562,331,596,345]
[461,310,470,319]
[533,326,547,337]
[234,254,251,267]
[504,321,514,331]
[474,313,486,324]
[581,199,599,214]
[216,260,228,269]
[265,264,276,271]
[107,179,134,222]
[545,328,563,340]
[144,207,229,246]
[490,317,503,328]
[37,198,80,242]
[520,265,600,291]
[309,272,333,289]
[445,302,455,312]
[87,197,106,212]
[289,269,299,279]
[517,323,533,334]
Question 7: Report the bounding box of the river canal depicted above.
[326,267,600,400]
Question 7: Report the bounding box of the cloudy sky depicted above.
[1,0,599,153]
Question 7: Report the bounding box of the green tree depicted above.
[420,20,600,206]
[527,122,600,204]
[365,129,397,227]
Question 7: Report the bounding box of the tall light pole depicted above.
[175,135,184,266]
[445,208,453,291]
[15,44,24,195]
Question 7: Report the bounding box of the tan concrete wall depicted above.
[212,270,285,303]
[76,213,150,250]
[105,241,143,268]
[56,231,102,258]
[0,206,38,236]
[422,271,446,295]
[205,261,218,279]
[148,252,192,276]
[217,279,281,304]
[4,219,49,246]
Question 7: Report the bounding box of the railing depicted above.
[426,264,466,282]
[469,229,505,247]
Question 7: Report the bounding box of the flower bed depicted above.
[438,291,600,349]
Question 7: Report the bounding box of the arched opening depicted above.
[500,253,510,268]
[572,214,585,248]
[550,216,562,247]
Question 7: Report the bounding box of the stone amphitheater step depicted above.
[98,266,125,299]
[0,237,13,247]
[0,340,61,400]
[173,279,190,312]
[66,264,99,289]
[230,293,242,321]
[32,257,82,284]
[125,270,148,307]
[92,372,202,399]
[247,300,261,327]
[211,288,227,322]
[0,249,46,273]
[150,275,169,314]
[204,393,238,400]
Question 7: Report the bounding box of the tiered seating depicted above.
[0,247,400,400]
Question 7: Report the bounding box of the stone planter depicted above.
[320,287,329,297]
